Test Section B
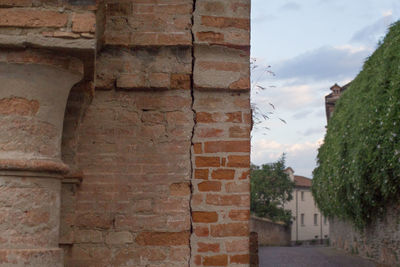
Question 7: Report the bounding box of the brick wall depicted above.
[0,0,97,50]
[0,0,252,266]
[104,0,193,47]
[191,91,251,266]
[62,90,193,266]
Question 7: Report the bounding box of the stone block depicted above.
[194,45,250,91]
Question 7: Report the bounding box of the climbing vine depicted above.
[312,21,400,230]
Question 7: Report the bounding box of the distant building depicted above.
[325,83,350,122]
[283,167,329,244]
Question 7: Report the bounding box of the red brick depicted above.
[229,77,250,90]
[117,73,146,89]
[194,143,203,154]
[230,254,250,264]
[195,156,220,167]
[199,1,225,13]
[206,194,249,207]
[234,97,251,109]
[194,226,209,237]
[197,127,224,138]
[171,73,191,90]
[229,210,250,221]
[192,211,218,223]
[210,223,249,237]
[239,170,250,180]
[203,254,228,266]
[149,72,170,89]
[166,111,191,125]
[170,182,191,197]
[211,169,235,180]
[195,255,202,265]
[170,247,190,262]
[198,242,220,253]
[243,112,252,124]
[227,155,250,168]
[158,32,192,46]
[135,231,189,246]
[221,157,226,167]
[225,239,249,253]
[43,31,81,39]
[229,126,250,138]
[226,112,242,122]
[72,13,96,33]
[198,61,245,72]
[192,193,204,206]
[195,169,209,180]
[204,141,249,153]
[198,181,221,192]
[201,16,250,30]
[196,112,217,123]
[226,181,249,193]
[138,247,167,262]
[197,31,224,43]
[0,9,68,28]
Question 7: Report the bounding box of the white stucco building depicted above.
[284,167,329,243]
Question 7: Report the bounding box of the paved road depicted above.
[259,246,377,267]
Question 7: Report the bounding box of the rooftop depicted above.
[294,175,312,187]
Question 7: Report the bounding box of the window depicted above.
[324,216,328,225]
[301,191,304,201]
[314,214,318,225]
[301,214,305,225]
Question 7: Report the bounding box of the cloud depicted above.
[280,2,301,11]
[253,81,328,113]
[272,45,371,82]
[298,126,325,137]
[350,14,393,46]
[292,109,313,120]
[251,139,323,177]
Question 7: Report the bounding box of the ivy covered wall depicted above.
[312,21,400,229]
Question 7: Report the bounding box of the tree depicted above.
[250,155,295,225]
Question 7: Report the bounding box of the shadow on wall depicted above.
[250,216,291,246]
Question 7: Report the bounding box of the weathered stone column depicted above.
[0,49,83,266]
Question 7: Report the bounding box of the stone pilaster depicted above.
[0,49,83,267]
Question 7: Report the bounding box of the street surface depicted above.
[259,246,377,267]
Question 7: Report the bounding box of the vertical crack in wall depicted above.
[188,0,197,266]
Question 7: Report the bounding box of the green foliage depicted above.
[312,21,400,230]
[251,155,295,225]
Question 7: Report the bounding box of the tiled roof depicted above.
[294,175,312,187]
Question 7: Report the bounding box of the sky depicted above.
[250,0,400,177]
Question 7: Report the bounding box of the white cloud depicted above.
[350,14,394,46]
[383,10,393,17]
[251,138,323,177]
[252,81,328,112]
[271,45,371,82]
